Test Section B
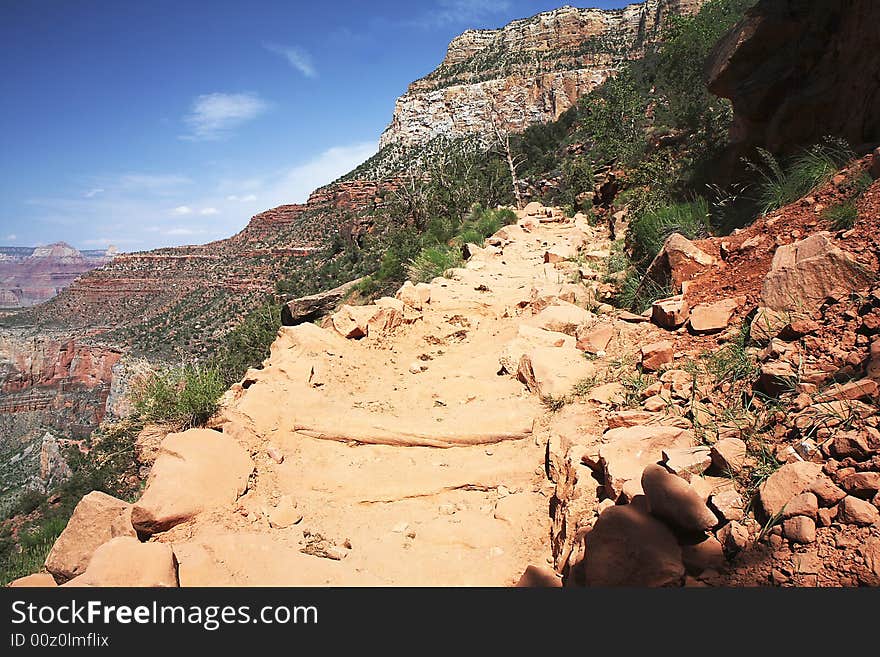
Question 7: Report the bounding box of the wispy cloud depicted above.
[82,237,142,248]
[84,188,104,198]
[172,205,193,215]
[226,194,258,202]
[266,141,377,207]
[199,207,219,216]
[181,92,270,141]
[264,43,317,78]
[411,0,511,28]
[5,234,17,242]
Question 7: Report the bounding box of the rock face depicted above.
[0,243,113,308]
[380,0,706,149]
[707,0,880,155]
[0,331,121,508]
[65,537,178,587]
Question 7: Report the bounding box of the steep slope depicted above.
[380,0,705,149]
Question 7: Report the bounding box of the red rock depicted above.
[7,573,58,587]
[710,438,747,473]
[652,296,690,329]
[661,446,712,481]
[681,535,725,574]
[841,472,880,497]
[709,489,744,522]
[688,298,738,334]
[837,495,880,526]
[516,565,562,588]
[642,464,719,533]
[45,491,136,582]
[598,425,694,499]
[782,516,816,544]
[580,505,684,587]
[759,461,822,517]
[756,361,798,397]
[780,492,818,520]
[64,537,177,587]
[815,379,878,403]
[716,521,749,554]
[641,340,674,372]
[575,322,613,353]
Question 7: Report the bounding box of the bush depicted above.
[748,140,853,213]
[823,202,859,230]
[407,245,462,283]
[628,198,710,266]
[130,362,226,428]
[214,302,281,386]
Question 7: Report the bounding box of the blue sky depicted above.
[0,0,630,251]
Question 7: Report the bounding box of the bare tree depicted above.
[487,98,525,209]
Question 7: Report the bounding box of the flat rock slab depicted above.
[599,425,694,499]
[132,429,255,535]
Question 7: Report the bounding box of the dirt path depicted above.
[141,207,614,586]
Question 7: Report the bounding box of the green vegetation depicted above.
[627,198,710,267]
[1,420,142,585]
[747,139,854,213]
[130,362,226,429]
[823,201,859,231]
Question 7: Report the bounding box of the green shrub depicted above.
[823,202,859,230]
[628,198,710,266]
[131,362,226,428]
[407,245,462,283]
[214,303,281,386]
[749,140,853,213]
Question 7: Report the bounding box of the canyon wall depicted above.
[0,242,114,308]
[379,0,705,149]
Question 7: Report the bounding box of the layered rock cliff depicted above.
[379,0,705,149]
[0,242,114,308]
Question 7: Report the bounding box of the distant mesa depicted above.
[0,241,116,308]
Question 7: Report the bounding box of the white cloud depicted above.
[165,227,207,236]
[199,207,219,216]
[81,237,141,248]
[84,188,104,198]
[266,141,377,207]
[172,205,193,215]
[226,194,258,202]
[264,43,317,78]
[5,234,17,242]
[181,92,270,141]
[412,0,511,28]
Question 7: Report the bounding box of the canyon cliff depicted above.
[379,0,705,150]
[0,242,114,309]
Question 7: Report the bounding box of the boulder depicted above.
[44,491,136,582]
[709,488,745,522]
[331,304,376,339]
[64,537,177,587]
[395,281,431,310]
[642,464,718,533]
[780,492,818,520]
[579,505,684,587]
[680,535,725,574]
[598,425,694,499]
[841,472,880,498]
[641,341,674,372]
[8,573,58,587]
[641,233,716,292]
[268,495,303,529]
[515,565,562,588]
[131,429,254,535]
[281,277,363,325]
[837,496,880,526]
[652,296,690,329]
[689,298,738,333]
[759,461,823,518]
[760,233,872,313]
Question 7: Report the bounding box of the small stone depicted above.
[717,521,749,554]
[782,516,816,544]
[643,395,669,412]
[781,492,818,520]
[268,495,302,529]
[641,341,674,372]
[409,362,424,374]
[266,445,284,464]
[837,496,880,526]
[662,446,712,481]
[391,522,409,534]
[710,438,747,474]
[709,489,745,522]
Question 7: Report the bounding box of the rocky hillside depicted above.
[0,242,114,309]
[379,0,705,150]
